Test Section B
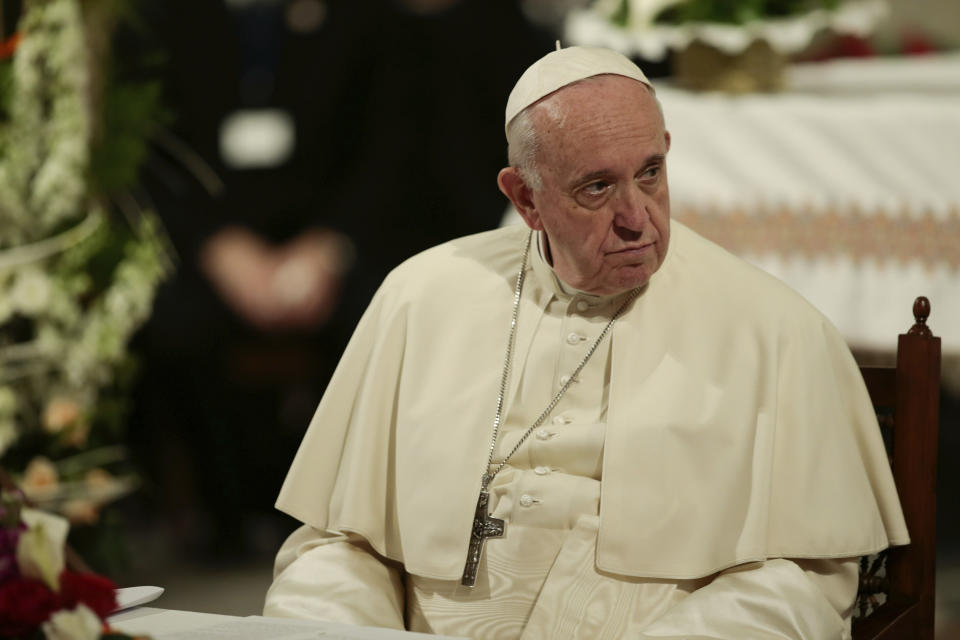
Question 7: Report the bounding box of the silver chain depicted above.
[480,231,639,490]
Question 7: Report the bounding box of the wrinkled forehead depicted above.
[505,45,652,134]
[527,74,658,127]
[532,78,666,171]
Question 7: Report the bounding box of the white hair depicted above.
[505,79,664,192]
[506,107,547,191]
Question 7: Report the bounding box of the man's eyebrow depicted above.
[643,154,667,167]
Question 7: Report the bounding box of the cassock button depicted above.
[536,429,552,440]
[560,375,571,385]
[576,300,589,312]
[534,466,550,475]
[519,494,535,507]
[566,332,582,345]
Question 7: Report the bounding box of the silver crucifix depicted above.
[460,490,505,587]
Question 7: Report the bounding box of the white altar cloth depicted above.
[109,607,467,639]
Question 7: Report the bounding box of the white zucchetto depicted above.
[504,45,653,133]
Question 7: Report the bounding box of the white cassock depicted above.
[263,222,908,639]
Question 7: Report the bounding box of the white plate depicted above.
[114,586,165,612]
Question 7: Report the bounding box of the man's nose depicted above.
[613,184,649,231]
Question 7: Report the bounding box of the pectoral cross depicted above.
[460,490,505,587]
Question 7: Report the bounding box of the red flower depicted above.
[0,33,20,60]
[0,577,59,637]
[59,571,118,620]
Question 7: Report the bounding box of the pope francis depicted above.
[263,46,908,639]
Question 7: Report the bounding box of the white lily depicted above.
[16,507,69,591]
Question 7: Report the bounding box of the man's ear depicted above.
[498,167,543,231]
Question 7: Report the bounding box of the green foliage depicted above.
[655,0,842,25]
[44,214,140,298]
[75,218,129,293]
[89,80,168,195]
[0,2,170,581]
[611,0,631,27]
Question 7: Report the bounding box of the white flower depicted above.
[0,388,17,457]
[22,457,61,501]
[10,266,52,315]
[105,287,133,318]
[41,604,102,640]
[43,396,83,433]
[0,386,16,415]
[0,298,12,324]
[35,322,67,355]
[17,508,69,591]
[62,499,99,526]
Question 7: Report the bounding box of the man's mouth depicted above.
[608,242,654,256]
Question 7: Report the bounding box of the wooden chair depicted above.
[852,296,940,640]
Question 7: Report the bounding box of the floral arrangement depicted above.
[0,0,169,538]
[567,0,889,59]
[608,0,844,26]
[0,490,146,639]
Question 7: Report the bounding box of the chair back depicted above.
[853,296,940,640]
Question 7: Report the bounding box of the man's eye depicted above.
[582,181,610,196]
[639,165,661,181]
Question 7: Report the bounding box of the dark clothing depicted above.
[127,0,553,553]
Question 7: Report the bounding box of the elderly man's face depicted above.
[502,75,671,296]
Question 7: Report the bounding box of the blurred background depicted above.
[0,0,957,637]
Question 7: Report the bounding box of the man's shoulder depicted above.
[382,225,529,295]
[669,221,829,328]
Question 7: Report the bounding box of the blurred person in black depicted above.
[127,0,552,558]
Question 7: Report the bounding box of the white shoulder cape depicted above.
[276,222,908,580]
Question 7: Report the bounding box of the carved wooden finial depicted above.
[909,296,932,337]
